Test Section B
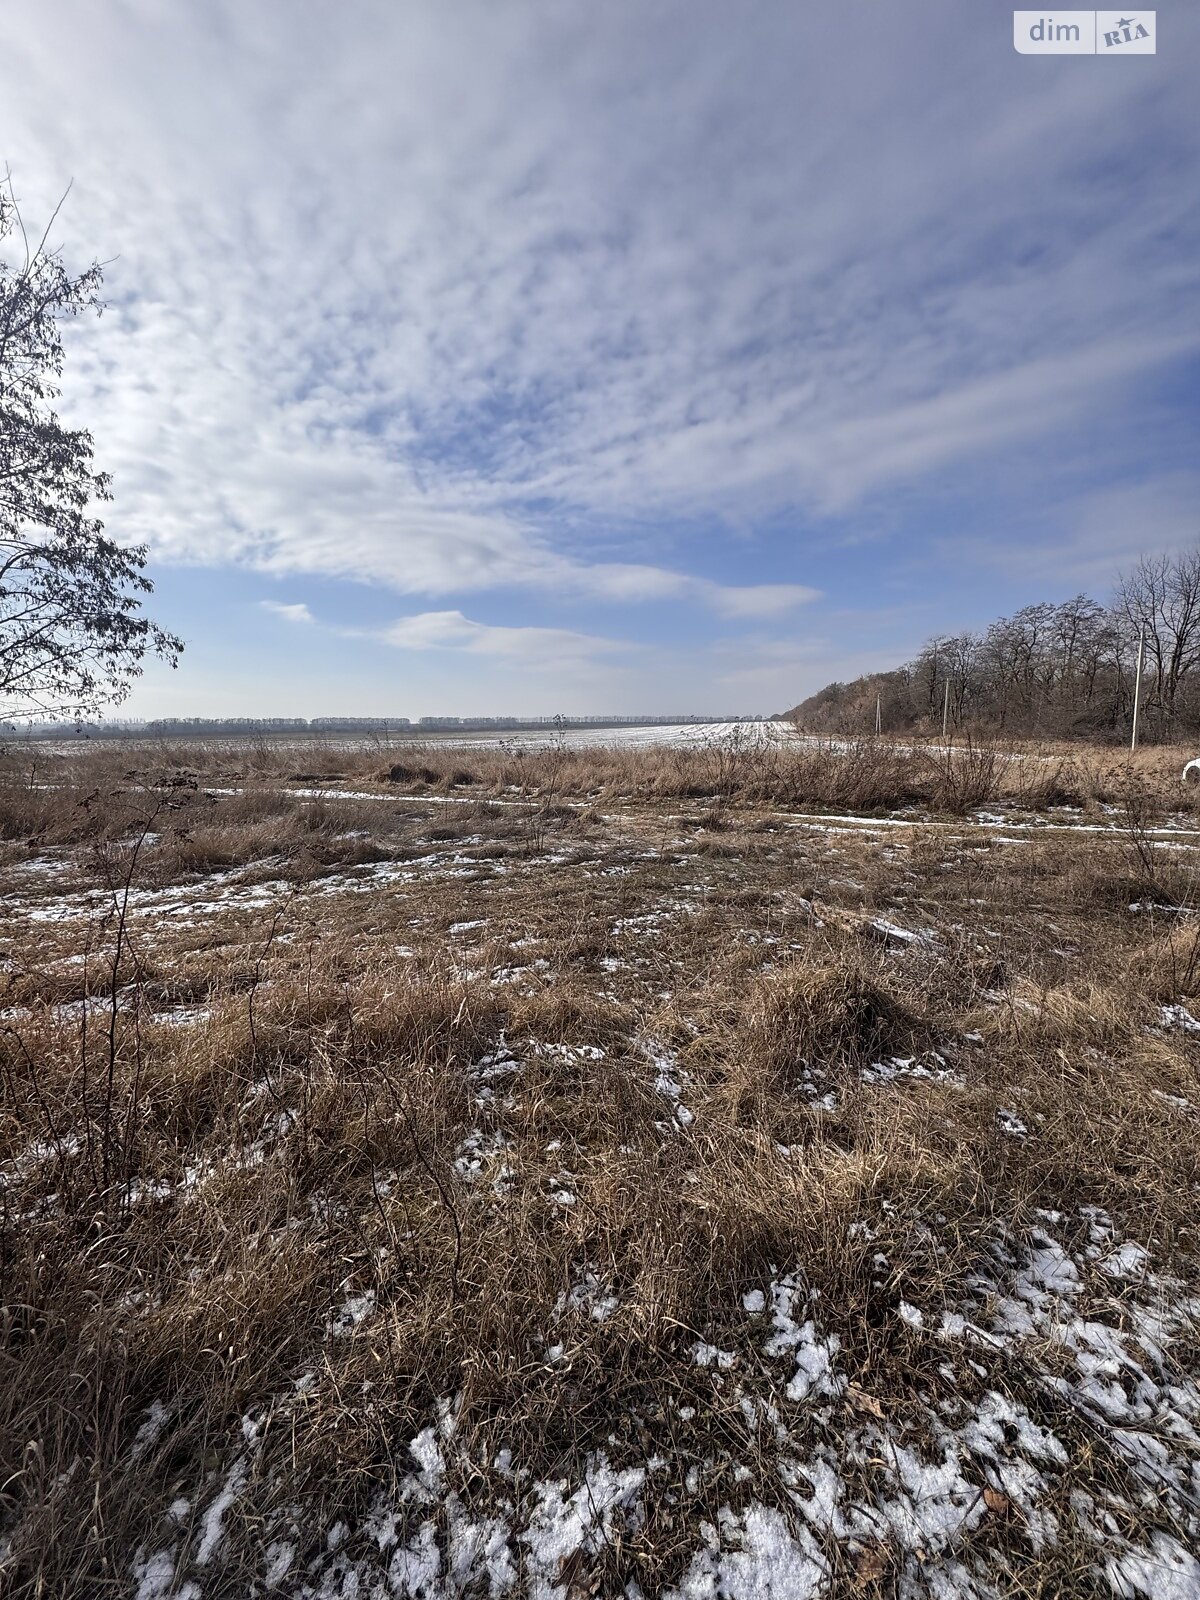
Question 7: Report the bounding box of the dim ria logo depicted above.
[1013,10,1155,52]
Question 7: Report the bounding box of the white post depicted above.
[942,679,950,740]
[1131,626,1145,752]
[875,694,881,736]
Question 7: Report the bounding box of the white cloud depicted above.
[701,582,820,619]
[789,338,1195,514]
[379,610,624,661]
[259,600,314,624]
[1061,473,1200,580]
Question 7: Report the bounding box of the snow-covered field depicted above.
[485,719,795,750]
[13,719,796,756]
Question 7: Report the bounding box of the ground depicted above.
[1,731,1198,1598]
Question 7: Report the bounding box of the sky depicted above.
[3,0,1198,718]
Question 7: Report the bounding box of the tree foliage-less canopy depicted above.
[0,174,181,720]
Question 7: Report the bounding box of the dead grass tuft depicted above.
[745,956,920,1086]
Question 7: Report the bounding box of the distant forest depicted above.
[786,545,1200,742]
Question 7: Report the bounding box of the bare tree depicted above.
[0,173,181,720]
[1116,548,1200,732]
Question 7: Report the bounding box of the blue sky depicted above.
[4,0,1198,717]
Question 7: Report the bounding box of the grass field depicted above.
[2,733,1199,1598]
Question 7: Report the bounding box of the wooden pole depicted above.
[942,679,950,740]
[875,695,881,736]
[1131,626,1145,752]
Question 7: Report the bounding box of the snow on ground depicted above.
[2,848,534,927]
[542,719,793,750]
[120,1201,1200,1598]
[784,810,1200,843]
[641,1037,696,1129]
[89,1038,1200,1599]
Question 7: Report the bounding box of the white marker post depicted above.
[875,695,882,736]
[942,680,950,740]
[1130,626,1145,752]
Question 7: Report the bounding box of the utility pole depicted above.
[942,679,950,740]
[1130,625,1145,752]
[875,695,882,736]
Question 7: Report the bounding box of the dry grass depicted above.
[5,726,1199,825]
[1,736,1198,1596]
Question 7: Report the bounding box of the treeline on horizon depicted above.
[788,545,1200,743]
